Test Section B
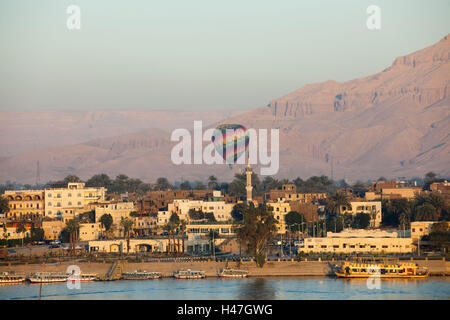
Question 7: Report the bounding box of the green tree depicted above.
[326,191,351,215]
[415,203,438,221]
[65,219,80,256]
[16,220,27,247]
[208,229,219,258]
[31,227,44,243]
[204,212,216,222]
[234,204,277,268]
[188,209,204,220]
[86,174,112,188]
[207,176,218,190]
[231,203,246,222]
[120,217,135,255]
[284,211,305,232]
[2,224,9,244]
[100,214,113,231]
[49,175,82,188]
[155,177,171,190]
[352,213,371,229]
[180,181,192,190]
[194,181,206,190]
[167,213,180,255]
[0,196,9,217]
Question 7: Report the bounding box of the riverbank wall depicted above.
[1,259,449,277]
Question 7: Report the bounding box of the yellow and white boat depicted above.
[335,262,429,279]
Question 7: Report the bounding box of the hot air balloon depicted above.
[211,124,249,167]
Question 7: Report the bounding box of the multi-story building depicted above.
[267,200,292,234]
[339,201,382,227]
[4,190,45,220]
[94,202,135,224]
[280,193,327,204]
[0,222,32,240]
[45,183,106,218]
[264,184,297,201]
[168,191,234,222]
[133,216,158,236]
[79,222,103,241]
[430,181,450,197]
[297,229,413,254]
[410,221,449,243]
[42,220,65,240]
[136,189,214,214]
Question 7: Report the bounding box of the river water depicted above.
[0,277,449,300]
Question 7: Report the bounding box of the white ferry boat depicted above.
[67,273,98,282]
[122,270,161,280]
[218,268,249,278]
[27,272,69,283]
[173,269,205,279]
[0,272,25,284]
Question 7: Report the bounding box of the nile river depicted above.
[0,277,449,300]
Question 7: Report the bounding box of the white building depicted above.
[297,229,413,254]
[168,191,233,222]
[45,183,106,218]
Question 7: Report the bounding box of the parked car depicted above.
[49,244,60,249]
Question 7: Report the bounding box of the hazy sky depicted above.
[0,0,449,111]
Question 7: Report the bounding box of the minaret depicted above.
[246,158,253,203]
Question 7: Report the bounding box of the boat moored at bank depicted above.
[173,269,205,279]
[0,272,26,284]
[335,262,429,279]
[27,272,69,283]
[122,270,161,280]
[218,268,249,278]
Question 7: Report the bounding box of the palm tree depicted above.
[16,220,27,247]
[207,176,218,190]
[208,230,219,259]
[65,219,80,256]
[120,217,135,255]
[326,191,351,216]
[3,224,9,244]
[180,219,187,255]
[163,223,172,254]
[426,194,446,219]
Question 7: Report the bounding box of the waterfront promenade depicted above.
[1,259,449,278]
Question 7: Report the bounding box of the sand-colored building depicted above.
[4,190,45,220]
[0,222,32,240]
[95,202,135,224]
[45,183,106,218]
[340,201,382,227]
[42,220,65,241]
[79,222,103,241]
[267,201,292,234]
[409,221,449,243]
[298,229,413,254]
[87,238,210,254]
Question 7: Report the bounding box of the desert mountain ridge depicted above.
[1,34,449,184]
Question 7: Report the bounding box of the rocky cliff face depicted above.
[267,34,449,119]
[0,35,449,183]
